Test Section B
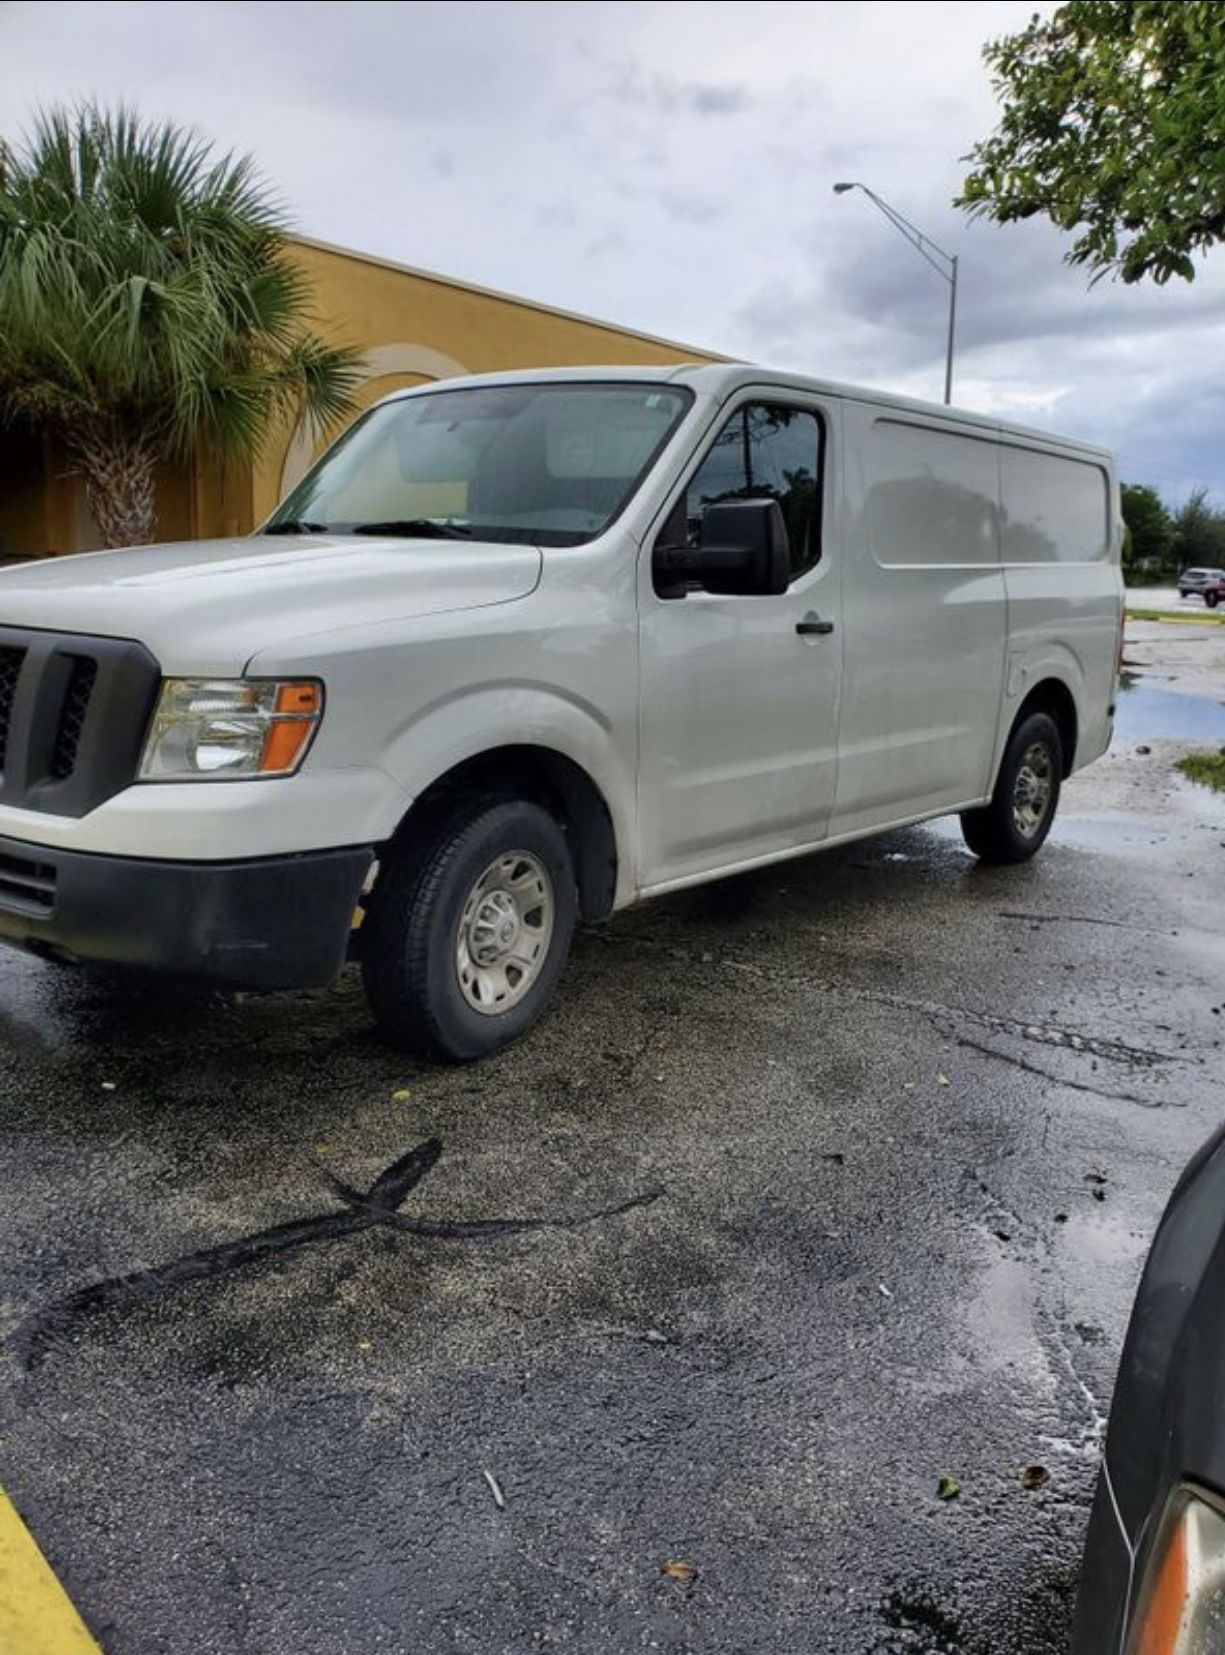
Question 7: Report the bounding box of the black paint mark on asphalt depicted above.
[15,1137,663,1371]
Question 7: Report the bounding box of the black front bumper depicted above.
[0,834,374,991]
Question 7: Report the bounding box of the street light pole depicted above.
[944,255,958,406]
[833,182,959,406]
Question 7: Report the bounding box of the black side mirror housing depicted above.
[653,498,791,597]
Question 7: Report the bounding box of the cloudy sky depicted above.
[3,0,1223,501]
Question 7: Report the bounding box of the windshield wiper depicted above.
[262,520,331,536]
[349,519,472,539]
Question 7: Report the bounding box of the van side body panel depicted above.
[831,403,1009,838]
[634,386,845,889]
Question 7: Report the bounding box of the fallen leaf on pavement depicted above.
[1020,1465,1050,1491]
[661,1560,696,1583]
[936,1475,961,1502]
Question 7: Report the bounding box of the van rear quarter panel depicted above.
[996,443,1122,774]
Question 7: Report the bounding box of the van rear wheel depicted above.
[960,711,1063,865]
[362,798,577,1061]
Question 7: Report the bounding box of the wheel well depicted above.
[385,746,618,921]
[1016,679,1078,776]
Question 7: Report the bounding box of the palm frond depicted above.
[0,102,364,460]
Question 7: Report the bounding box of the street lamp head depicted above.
[832,182,859,194]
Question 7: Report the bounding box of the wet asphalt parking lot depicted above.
[1,620,1224,1655]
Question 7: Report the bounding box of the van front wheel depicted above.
[960,711,1063,865]
[362,799,577,1061]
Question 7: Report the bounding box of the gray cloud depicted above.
[686,83,751,115]
[0,0,1220,500]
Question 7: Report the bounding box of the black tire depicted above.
[960,711,1063,865]
[361,798,577,1061]
[1207,591,1220,609]
[1179,590,1191,599]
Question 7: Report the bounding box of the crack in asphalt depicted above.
[14,1137,664,1372]
[952,1035,1178,1110]
[591,929,1182,1070]
[995,910,1162,933]
[871,996,1176,1068]
[714,952,1181,1068]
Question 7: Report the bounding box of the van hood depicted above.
[0,534,543,672]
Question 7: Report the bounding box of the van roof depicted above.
[380,362,1112,462]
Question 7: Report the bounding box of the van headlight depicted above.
[139,679,323,780]
[1127,1488,1225,1654]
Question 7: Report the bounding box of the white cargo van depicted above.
[0,365,1122,1059]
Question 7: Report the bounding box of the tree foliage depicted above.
[959,1,1225,284]
[0,105,364,546]
[1171,487,1225,569]
[1120,482,1173,570]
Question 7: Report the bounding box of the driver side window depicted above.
[685,402,823,579]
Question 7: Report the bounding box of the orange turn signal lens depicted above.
[258,681,322,774]
[275,682,322,716]
[1136,1507,1189,1655]
[1130,1491,1225,1655]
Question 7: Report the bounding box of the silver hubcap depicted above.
[1012,740,1054,837]
[456,851,554,1016]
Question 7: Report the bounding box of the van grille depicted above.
[49,656,98,780]
[0,626,160,817]
[0,850,56,913]
[0,646,25,773]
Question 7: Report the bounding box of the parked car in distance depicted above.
[0,364,1123,1060]
[1178,567,1225,599]
[1074,1123,1225,1654]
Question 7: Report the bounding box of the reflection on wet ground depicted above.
[1114,684,1225,743]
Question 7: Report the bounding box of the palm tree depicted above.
[0,105,363,548]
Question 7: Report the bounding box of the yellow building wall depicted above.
[0,236,720,557]
[245,238,721,529]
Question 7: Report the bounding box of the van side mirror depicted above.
[653,498,791,597]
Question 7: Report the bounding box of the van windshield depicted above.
[264,381,693,547]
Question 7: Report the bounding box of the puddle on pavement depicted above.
[1058,1204,1150,1271]
[1114,684,1225,743]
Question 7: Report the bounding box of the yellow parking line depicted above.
[0,1487,102,1654]
[1126,608,1223,625]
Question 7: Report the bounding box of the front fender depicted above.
[379,682,638,904]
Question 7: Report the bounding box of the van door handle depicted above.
[796,612,835,636]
